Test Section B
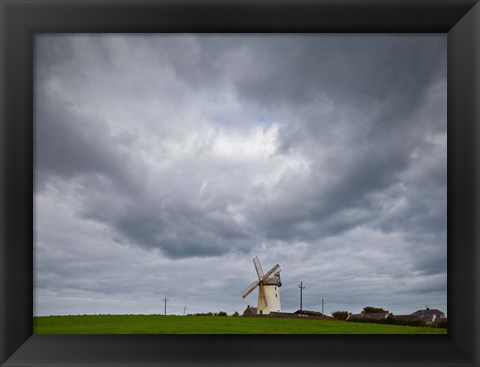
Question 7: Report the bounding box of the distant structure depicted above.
[294,309,324,318]
[298,281,305,311]
[347,307,447,325]
[410,307,446,322]
[241,256,282,315]
[394,307,446,324]
[242,306,330,319]
[243,305,257,316]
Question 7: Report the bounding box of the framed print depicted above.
[1,0,479,366]
[31,32,449,334]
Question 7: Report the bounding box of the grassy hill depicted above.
[33,314,447,334]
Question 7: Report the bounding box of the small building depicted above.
[390,308,446,325]
[243,305,257,316]
[410,308,446,323]
[294,310,323,318]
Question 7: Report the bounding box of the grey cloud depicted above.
[34,34,447,317]
[74,172,257,257]
[231,36,445,110]
[34,93,142,197]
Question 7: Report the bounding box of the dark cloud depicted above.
[232,36,445,109]
[34,34,447,317]
[35,98,123,182]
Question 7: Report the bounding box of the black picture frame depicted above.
[1,0,479,366]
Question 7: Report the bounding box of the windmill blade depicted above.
[241,279,260,299]
[253,256,264,279]
[260,264,280,283]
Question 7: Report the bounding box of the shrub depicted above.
[386,315,427,327]
[433,319,447,328]
[362,306,388,314]
[332,311,349,320]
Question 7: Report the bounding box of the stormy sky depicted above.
[34,34,447,317]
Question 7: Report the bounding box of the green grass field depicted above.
[33,315,447,334]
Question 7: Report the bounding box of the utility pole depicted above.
[163,297,168,315]
[299,281,305,311]
[322,298,324,315]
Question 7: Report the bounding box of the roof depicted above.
[294,310,323,317]
[411,308,445,321]
[347,313,362,320]
[243,306,257,315]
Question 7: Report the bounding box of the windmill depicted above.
[241,256,282,315]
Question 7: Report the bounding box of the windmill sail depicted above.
[259,264,280,283]
[253,256,264,279]
[241,279,260,299]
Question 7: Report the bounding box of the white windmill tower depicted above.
[241,256,282,315]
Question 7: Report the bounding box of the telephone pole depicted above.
[163,297,168,315]
[299,281,305,311]
[322,298,324,315]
